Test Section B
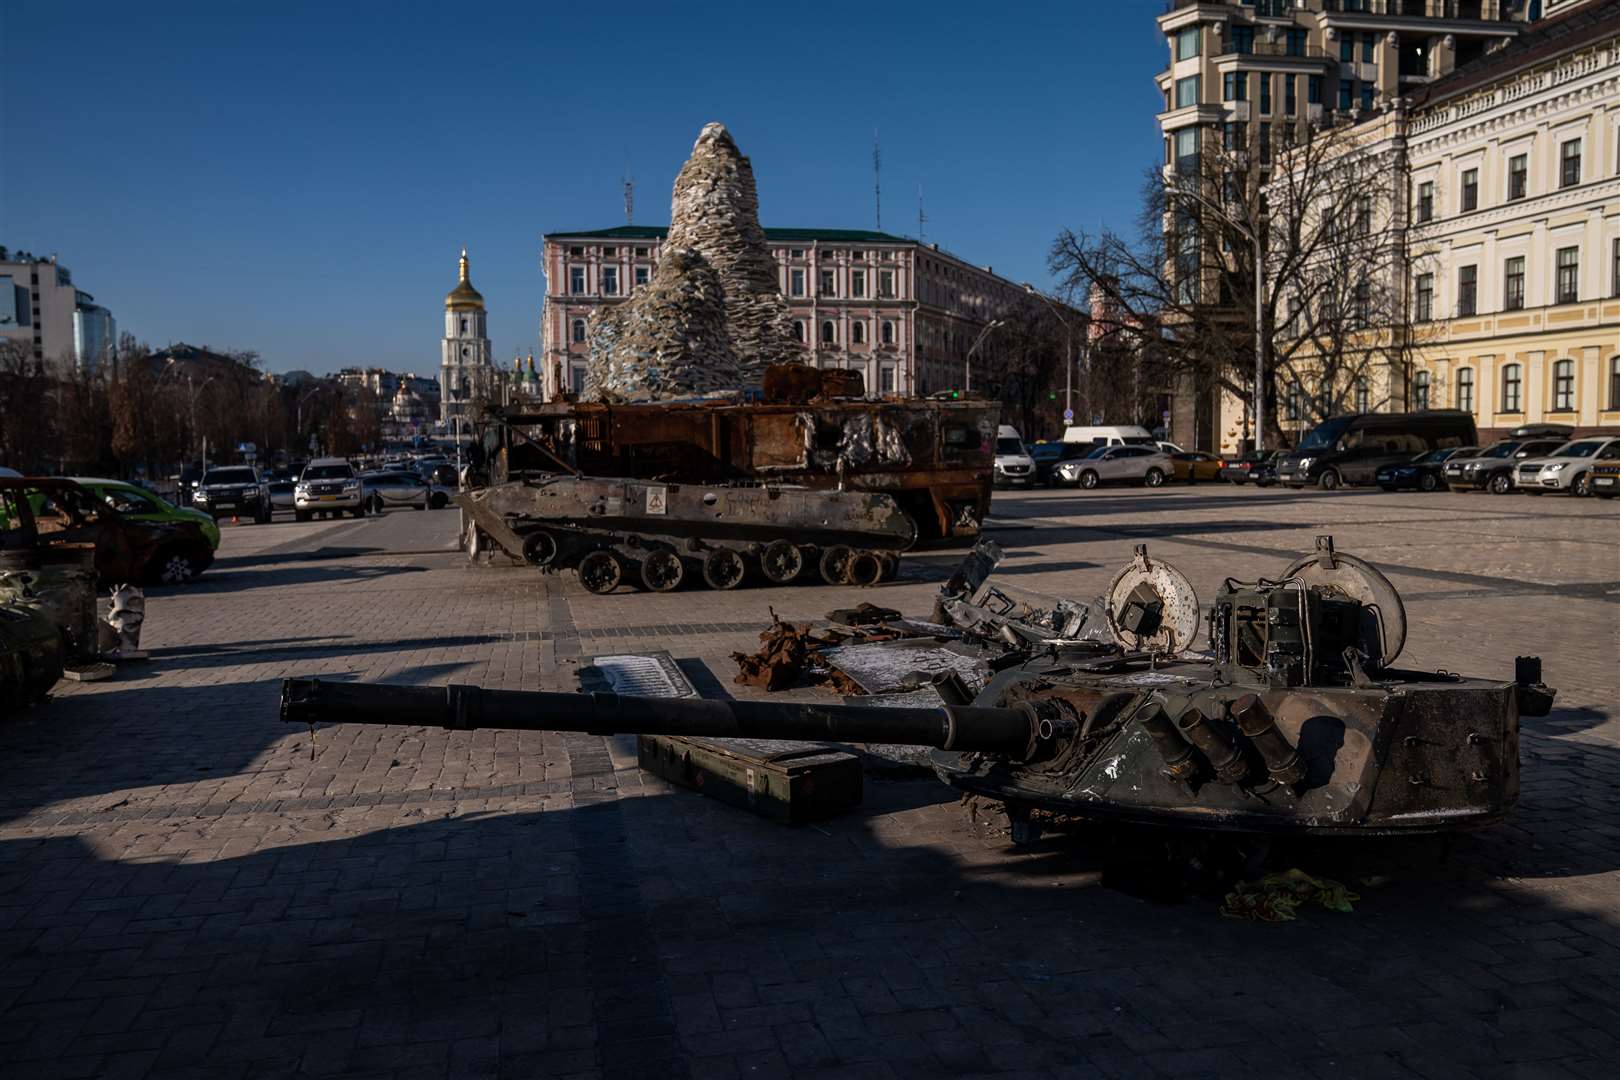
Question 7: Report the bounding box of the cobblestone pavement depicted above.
[1,486,1616,1080]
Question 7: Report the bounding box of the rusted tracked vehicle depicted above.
[457,474,916,593]
[282,536,1553,836]
[478,366,998,545]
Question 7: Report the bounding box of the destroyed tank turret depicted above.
[281,536,1555,836]
[457,474,916,593]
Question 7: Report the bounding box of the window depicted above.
[1552,358,1574,411]
[569,245,584,256]
[1260,122,1271,164]
[1360,81,1374,112]
[1354,377,1369,414]
[1416,182,1434,223]
[820,320,836,345]
[1285,74,1297,115]
[790,248,804,259]
[1555,246,1579,304]
[569,266,586,294]
[1287,29,1306,57]
[1560,139,1581,188]
[571,366,586,395]
[1504,256,1525,310]
[881,320,895,345]
[880,366,896,394]
[571,319,586,344]
[1286,384,1302,421]
[1414,370,1430,410]
[1176,25,1201,60]
[1361,32,1375,63]
[1458,265,1477,317]
[1614,238,1620,298]
[1232,26,1254,54]
[851,321,866,345]
[1223,72,1245,101]
[1501,364,1522,412]
[1259,74,1271,115]
[634,266,649,287]
[1338,81,1353,111]
[1414,273,1434,321]
[1175,75,1200,108]
[601,246,616,257]
[1353,280,1370,327]
[1507,154,1527,200]
[459,317,468,334]
[792,320,805,343]
[790,268,805,297]
[1356,195,1372,235]
[1339,34,1353,62]
[879,270,895,298]
[1456,368,1474,412]
[1223,121,1241,150]
[1460,168,1478,212]
[1611,356,1620,410]
[1308,75,1323,105]
[851,269,866,298]
[819,269,836,297]
[635,246,649,257]
[601,266,618,296]
[1174,129,1199,173]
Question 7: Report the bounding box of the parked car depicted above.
[1028,442,1094,487]
[361,471,430,512]
[1219,450,1281,486]
[294,458,365,521]
[1374,446,1476,492]
[192,466,271,523]
[1061,424,1157,448]
[1169,452,1222,483]
[1156,441,1186,455]
[1512,438,1620,496]
[1443,438,1568,494]
[267,480,296,511]
[1053,445,1171,489]
[1590,459,1620,499]
[993,426,1036,488]
[7,476,217,585]
[73,477,222,552]
[424,463,460,508]
[1276,411,1478,490]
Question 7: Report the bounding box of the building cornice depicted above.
[1410,176,1620,246]
[1408,37,1620,141]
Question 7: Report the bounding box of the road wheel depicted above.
[1489,472,1512,495]
[1144,468,1165,488]
[760,539,804,584]
[641,550,685,592]
[1571,473,1591,498]
[430,491,448,510]
[846,551,883,587]
[153,546,206,585]
[1079,470,1099,490]
[1419,472,1439,493]
[578,550,624,595]
[702,548,747,591]
[818,545,852,585]
[521,530,559,567]
[1318,469,1341,491]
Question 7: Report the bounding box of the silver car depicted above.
[1054,445,1172,489]
[361,471,430,512]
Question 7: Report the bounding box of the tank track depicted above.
[510,522,900,594]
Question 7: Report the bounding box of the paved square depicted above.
[1,486,1616,1079]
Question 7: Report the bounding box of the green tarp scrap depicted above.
[1220,868,1360,922]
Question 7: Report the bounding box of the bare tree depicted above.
[0,340,51,471]
[1050,116,1417,449]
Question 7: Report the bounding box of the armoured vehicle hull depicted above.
[457,474,917,592]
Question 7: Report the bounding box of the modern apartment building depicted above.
[1256,0,1619,445]
[538,227,1071,405]
[0,250,116,372]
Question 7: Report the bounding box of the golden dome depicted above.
[445,248,485,311]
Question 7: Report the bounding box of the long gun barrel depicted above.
[280,678,1053,758]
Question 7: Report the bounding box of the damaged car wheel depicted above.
[151,546,208,585]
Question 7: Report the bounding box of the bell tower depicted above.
[441,248,491,427]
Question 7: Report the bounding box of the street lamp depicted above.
[1166,178,1268,453]
[964,319,1004,395]
[448,415,472,482]
[1023,284,1079,425]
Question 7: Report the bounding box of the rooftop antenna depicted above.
[917,185,926,244]
[622,166,634,225]
[873,129,882,232]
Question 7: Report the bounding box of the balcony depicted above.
[1214,38,1332,61]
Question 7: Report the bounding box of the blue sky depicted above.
[1,1,1166,375]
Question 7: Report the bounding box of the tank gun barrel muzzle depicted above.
[280,678,1044,758]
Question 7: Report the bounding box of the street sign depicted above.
[1062,409,1074,422]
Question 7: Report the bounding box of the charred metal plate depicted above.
[818,640,990,696]
[579,652,697,698]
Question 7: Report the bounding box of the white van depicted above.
[1061,424,1157,448]
[993,425,1036,488]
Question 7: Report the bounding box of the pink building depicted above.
[539,226,1066,401]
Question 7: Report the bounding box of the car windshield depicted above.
[1296,417,1352,451]
[203,468,256,485]
[995,438,1025,456]
[1413,449,1451,464]
[1550,440,1603,458]
[1477,441,1520,459]
[303,464,354,480]
[1085,445,1112,459]
[1121,436,1156,446]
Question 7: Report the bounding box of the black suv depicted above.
[1276,410,1477,490]
[192,466,271,523]
[1375,446,1476,492]
[1443,438,1567,494]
